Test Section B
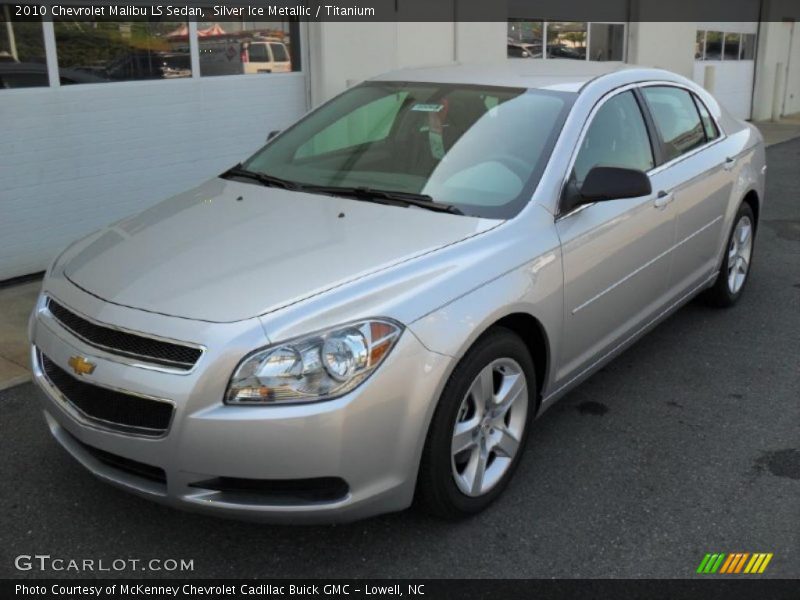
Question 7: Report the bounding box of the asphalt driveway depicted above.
[1,139,798,580]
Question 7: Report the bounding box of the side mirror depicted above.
[579,166,652,203]
[266,130,280,142]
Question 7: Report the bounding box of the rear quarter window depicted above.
[693,95,720,141]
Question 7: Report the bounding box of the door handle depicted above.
[654,190,674,210]
[723,156,737,171]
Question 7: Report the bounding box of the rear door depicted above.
[639,85,731,298]
[555,89,676,383]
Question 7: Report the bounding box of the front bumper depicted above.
[30,284,451,523]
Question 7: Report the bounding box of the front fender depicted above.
[407,228,564,401]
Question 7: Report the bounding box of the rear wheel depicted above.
[416,328,536,519]
[703,202,755,307]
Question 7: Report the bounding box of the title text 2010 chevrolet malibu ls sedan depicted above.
[30,64,765,522]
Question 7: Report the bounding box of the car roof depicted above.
[369,62,690,93]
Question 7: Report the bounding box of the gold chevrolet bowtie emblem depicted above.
[68,356,96,376]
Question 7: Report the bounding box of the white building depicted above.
[1,6,799,280]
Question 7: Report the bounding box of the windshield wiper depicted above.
[299,185,464,215]
[220,164,299,191]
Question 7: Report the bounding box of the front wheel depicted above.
[703,202,756,307]
[416,328,536,519]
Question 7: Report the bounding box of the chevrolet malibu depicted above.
[30,64,765,522]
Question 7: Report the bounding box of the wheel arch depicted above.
[742,188,760,229]
[491,312,550,407]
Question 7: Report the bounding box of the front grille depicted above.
[41,353,174,436]
[46,298,202,370]
[73,437,167,484]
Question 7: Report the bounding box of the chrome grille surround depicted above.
[45,296,203,371]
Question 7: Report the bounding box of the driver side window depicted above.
[572,91,654,186]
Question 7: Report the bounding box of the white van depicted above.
[199,38,291,76]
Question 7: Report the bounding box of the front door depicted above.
[555,89,676,384]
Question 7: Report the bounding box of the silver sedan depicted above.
[30,64,766,522]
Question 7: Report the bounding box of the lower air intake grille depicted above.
[74,437,167,484]
[41,353,173,436]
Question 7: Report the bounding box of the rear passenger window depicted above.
[642,86,707,161]
[693,96,720,141]
[572,91,654,184]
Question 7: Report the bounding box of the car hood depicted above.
[63,178,498,323]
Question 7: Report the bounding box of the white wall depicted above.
[752,19,800,120]
[692,60,756,119]
[0,74,307,280]
[308,21,506,105]
[786,22,800,115]
[627,22,696,78]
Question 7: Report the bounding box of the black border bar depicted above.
[4,579,800,600]
[4,0,800,22]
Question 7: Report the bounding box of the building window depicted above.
[695,30,706,60]
[703,31,723,60]
[547,22,586,60]
[198,20,301,76]
[740,33,756,60]
[723,33,741,60]
[507,19,543,58]
[54,20,191,84]
[589,23,625,61]
[507,20,625,62]
[696,30,756,62]
[0,3,47,89]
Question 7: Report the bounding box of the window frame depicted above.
[557,82,726,218]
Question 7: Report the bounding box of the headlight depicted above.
[225,319,403,405]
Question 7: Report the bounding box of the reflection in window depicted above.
[723,33,741,60]
[54,21,191,84]
[740,33,756,60]
[695,30,706,60]
[198,20,300,76]
[547,22,586,60]
[573,91,653,183]
[704,32,723,60]
[643,86,706,161]
[507,20,543,59]
[589,23,625,61]
[0,3,47,89]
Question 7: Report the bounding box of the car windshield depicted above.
[242,81,575,218]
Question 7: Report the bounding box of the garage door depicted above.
[693,23,759,120]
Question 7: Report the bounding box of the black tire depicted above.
[415,327,537,519]
[703,202,756,308]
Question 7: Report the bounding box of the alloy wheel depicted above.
[451,358,528,497]
[727,215,753,294]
